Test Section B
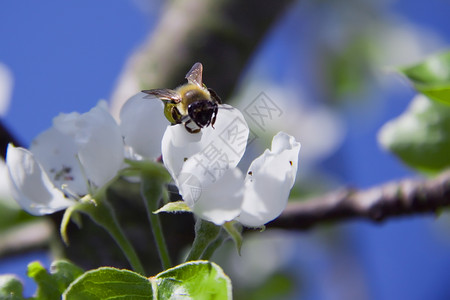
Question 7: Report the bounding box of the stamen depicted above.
[60,184,81,201]
[75,154,95,195]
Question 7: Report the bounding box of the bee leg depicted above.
[208,88,222,104]
[210,105,218,129]
[171,106,183,124]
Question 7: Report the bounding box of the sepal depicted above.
[153,200,191,214]
[223,221,243,255]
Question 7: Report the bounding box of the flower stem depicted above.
[186,219,221,262]
[200,228,227,260]
[141,178,172,270]
[77,198,145,275]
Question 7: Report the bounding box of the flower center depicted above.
[50,165,74,183]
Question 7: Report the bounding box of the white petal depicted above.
[30,127,86,195]
[161,124,204,183]
[237,132,301,227]
[6,144,75,215]
[120,92,169,159]
[0,158,19,209]
[178,168,244,225]
[162,105,249,187]
[53,101,124,188]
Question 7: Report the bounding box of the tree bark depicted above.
[270,170,450,230]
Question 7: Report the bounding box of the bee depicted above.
[142,62,222,134]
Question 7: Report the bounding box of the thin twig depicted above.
[270,170,450,230]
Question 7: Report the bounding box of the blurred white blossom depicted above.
[234,83,342,168]
[119,92,169,160]
[6,101,124,215]
[0,62,13,117]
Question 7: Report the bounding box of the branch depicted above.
[0,220,52,257]
[270,170,450,230]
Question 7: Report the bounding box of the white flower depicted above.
[119,92,169,160]
[236,132,300,227]
[6,101,124,215]
[161,105,301,226]
[0,158,18,209]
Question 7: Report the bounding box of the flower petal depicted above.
[6,144,75,215]
[178,168,244,225]
[120,92,169,159]
[162,105,249,187]
[161,124,204,183]
[53,101,124,188]
[0,158,19,209]
[30,127,86,195]
[237,132,301,227]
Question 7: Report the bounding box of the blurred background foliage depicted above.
[1,0,450,299]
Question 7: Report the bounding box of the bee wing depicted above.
[185,62,203,87]
[141,89,182,103]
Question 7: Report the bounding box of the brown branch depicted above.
[0,220,53,257]
[270,170,450,230]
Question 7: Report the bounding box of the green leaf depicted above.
[324,36,374,100]
[399,51,450,105]
[62,267,153,299]
[378,95,450,174]
[28,260,84,300]
[28,261,60,300]
[154,261,232,300]
[154,201,191,214]
[0,275,25,300]
[48,261,84,293]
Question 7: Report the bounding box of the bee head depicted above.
[187,100,218,128]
